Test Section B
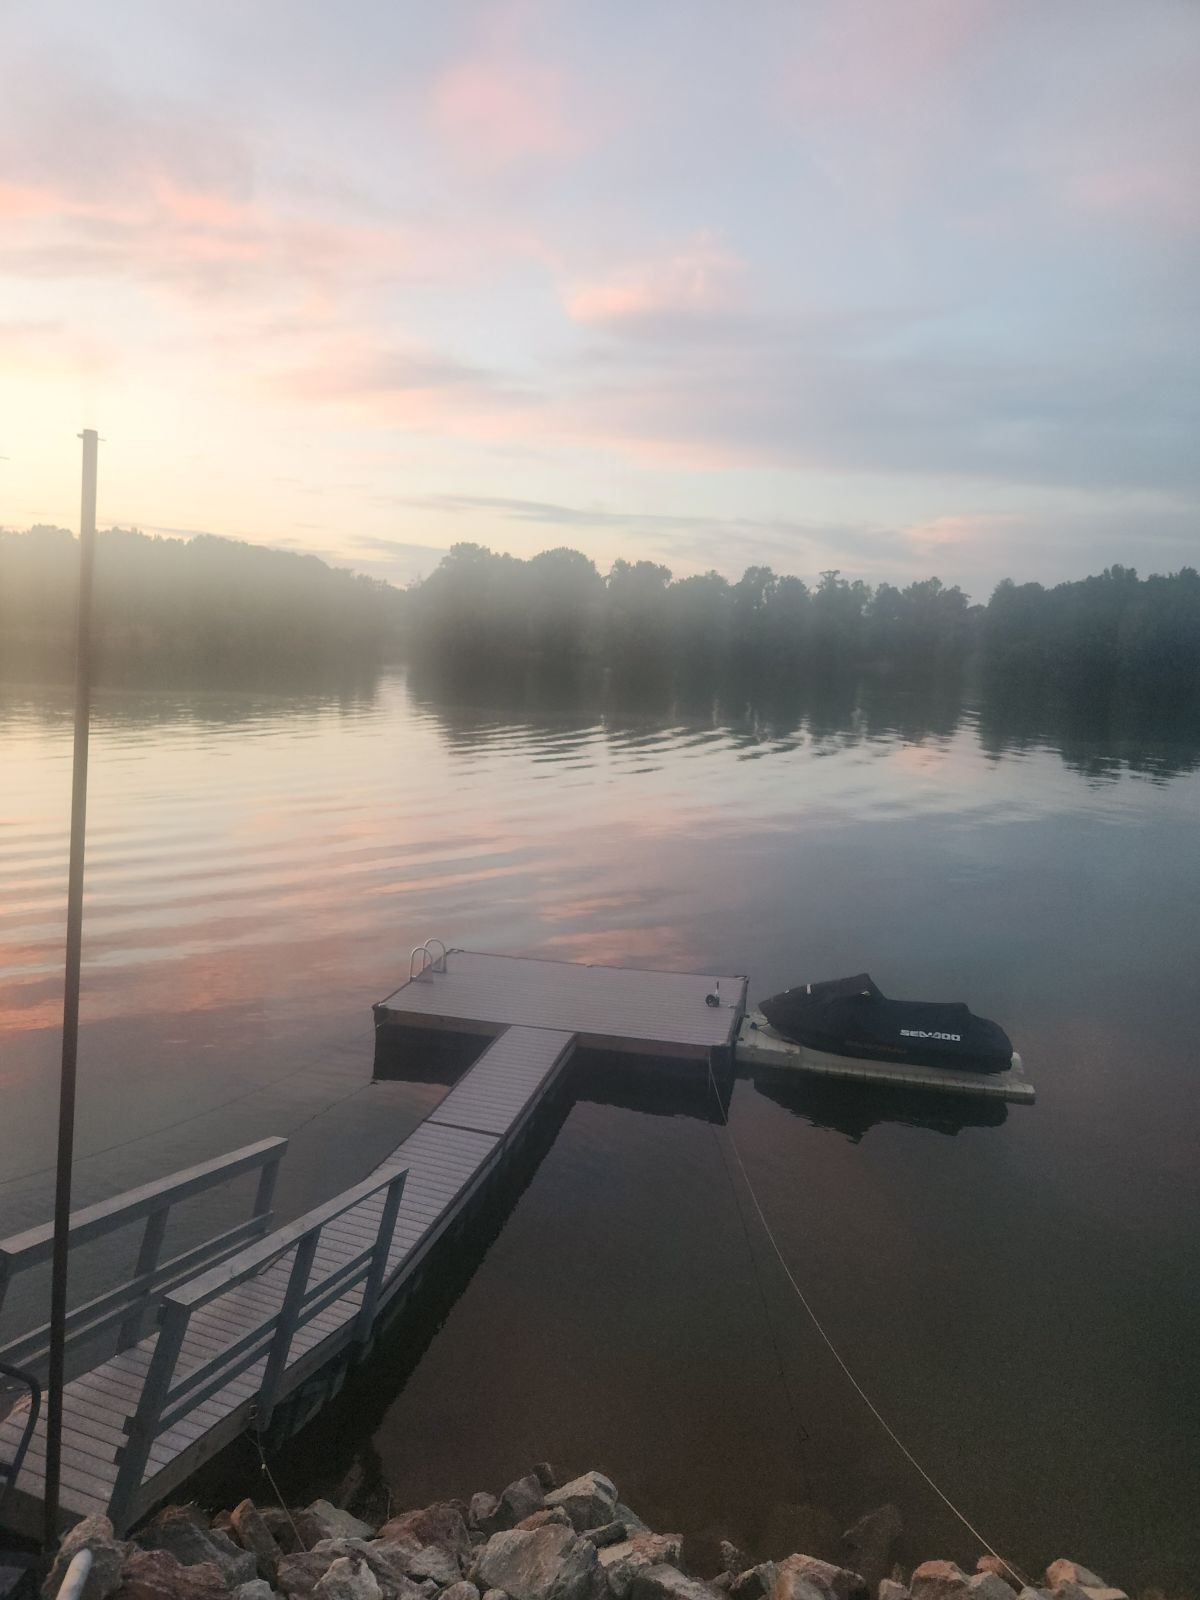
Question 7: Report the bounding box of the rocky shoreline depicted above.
[43,1468,1129,1600]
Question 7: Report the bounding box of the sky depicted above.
[1,0,1197,601]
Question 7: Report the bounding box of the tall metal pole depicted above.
[43,429,99,1549]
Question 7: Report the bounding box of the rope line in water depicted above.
[250,1413,305,1549]
[703,1096,814,1492]
[704,1060,1026,1588]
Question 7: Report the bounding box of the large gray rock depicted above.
[115,1552,230,1600]
[630,1567,725,1600]
[1050,1587,1125,1600]
[599,1535,685,1600]
[309,1538,429,1600]
[372,1542,461,1588]
[1043,1570,1105,1594]
[974,1562,1019,1594]
[615,1507,650,1537]
[583,1523,627,1550]
[237,1583,278,1600]
[519,1511,574,1534]
[730,1567,778,1600]
[377,1507,469,1565]
[719,1547,752,1580]
[279,1555,342,1600]
[231,1501,284,1584]
[469,1498,500,1536]
[139,1509,257,1588]
[968,1576,1016,1600]
[910,1567,970,1600]
[313,1557,382,1600]
[544,1473,618,1533]
[772,1558,867,1600]
[260,1512,303,1556]
[441,1586,480,1600]
[44,1515,128,1600]
[842,1507,902,1598]
[877,1584,909,1600]
[297,1505,377,1548]
[494,1476,548,1531]
[473,1525,599,1600]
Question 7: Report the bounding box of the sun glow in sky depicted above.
[1,0,1197,597]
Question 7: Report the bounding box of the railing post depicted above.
[257,1232,319,1428]
[355,1169,407,1344]
[116,1205,169,1350]
[252,1151,283,1230]
[110,1298,190,1532]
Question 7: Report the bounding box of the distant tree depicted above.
[0,524,406,680]
[605,558,673,658]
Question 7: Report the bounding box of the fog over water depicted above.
[1,666,1197,1589]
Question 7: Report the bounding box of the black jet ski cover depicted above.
[759,974,1013,1074]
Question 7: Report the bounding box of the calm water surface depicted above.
[1,668,1198,1589]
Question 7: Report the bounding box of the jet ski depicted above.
[758,973,1013,1074]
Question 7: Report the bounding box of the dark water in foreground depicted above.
[2,667,1198,1589]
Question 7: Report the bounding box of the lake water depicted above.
[2,666,1198,1590]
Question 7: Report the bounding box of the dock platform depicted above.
[735,1011,1035,1103]
[374,948,749,1060]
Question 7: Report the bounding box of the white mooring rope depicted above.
[705,1060,1027,1588]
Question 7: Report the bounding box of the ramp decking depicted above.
[0,1020,577,1533]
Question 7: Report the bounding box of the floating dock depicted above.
[0,949,746,1536]
[0,946,1029,1538]
[736,1011,1036,1103]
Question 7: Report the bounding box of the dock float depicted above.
[736,1011,1036,1103]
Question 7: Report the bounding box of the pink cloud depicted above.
[429,56,581,171]
[0,181,60,221]
[565,236,745,327]
[0,167,411,306]
[905,513,1013,553]
[1069,162,1200,234]
[781,0,988,116]
[0,318,116,377]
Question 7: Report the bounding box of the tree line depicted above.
[410,542,1200,688]
[0,525,406,681]
[3,525,1197,693]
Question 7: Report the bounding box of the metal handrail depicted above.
[0,1362,40,1514]
[109,1163,407,1528]
[409,939,448,981]
[0,1139,288,1371]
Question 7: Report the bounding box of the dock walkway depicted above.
[0,1021,578,1532]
